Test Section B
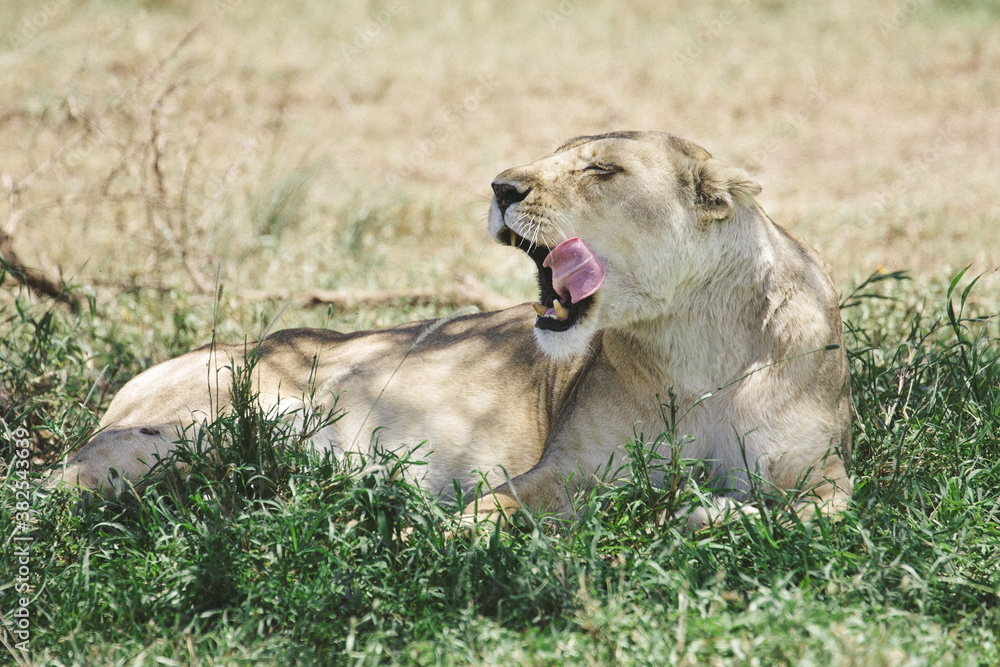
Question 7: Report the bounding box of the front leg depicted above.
[461,461,585,526]
[682,462,853,532]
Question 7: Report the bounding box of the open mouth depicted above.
[502,229,604,332]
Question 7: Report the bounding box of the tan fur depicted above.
[50,131,852,529]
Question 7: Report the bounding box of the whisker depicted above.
[549,216,568,243]
[459,214,492,246]
[556,211,576,238]
[513,211,529,235]
[475,237,494,260]
[458,216,495,257]
[530,216,543,252]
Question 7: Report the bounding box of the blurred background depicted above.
[1,0,998,326]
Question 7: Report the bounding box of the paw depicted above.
[682,506,711,533]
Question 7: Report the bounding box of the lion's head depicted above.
[489,131,763,360]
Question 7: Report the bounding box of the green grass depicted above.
[1,271,999,665]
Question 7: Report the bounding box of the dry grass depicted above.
[1,0,998,313]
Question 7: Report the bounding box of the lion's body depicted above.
[53,131,852,528]
[72,309,581,497]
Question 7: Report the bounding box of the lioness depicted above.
[51,131,852,529]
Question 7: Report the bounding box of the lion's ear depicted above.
[690,160,761,221]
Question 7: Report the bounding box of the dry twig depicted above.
[1,24,203,309]
[192,274,517,313]
[0,230,80,311]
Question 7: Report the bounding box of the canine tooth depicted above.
[553,299,569,320]
[507,228,517,246]
[532,302,548,317]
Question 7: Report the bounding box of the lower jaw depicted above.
[532,294,596,332]
[535,316,577,333]
[531,320,596,360]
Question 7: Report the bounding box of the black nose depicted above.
[491,181,530,217]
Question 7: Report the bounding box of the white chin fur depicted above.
[533,321,596,360]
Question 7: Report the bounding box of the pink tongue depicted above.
[542,237,605,303]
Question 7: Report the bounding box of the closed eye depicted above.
[583,163,621,175]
